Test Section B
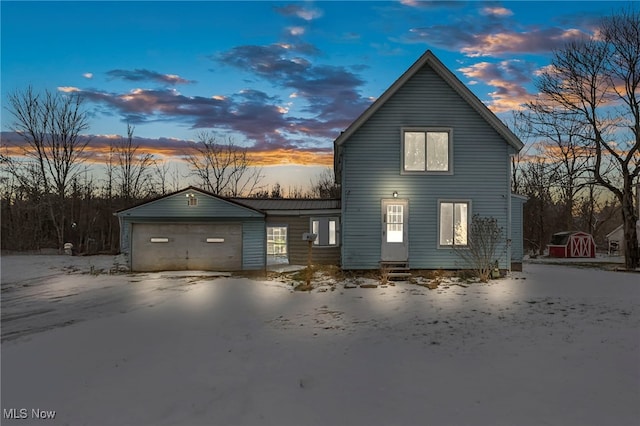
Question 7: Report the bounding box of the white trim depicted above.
[400,127,453,175]
[309,216,340,247]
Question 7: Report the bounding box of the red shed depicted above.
[548,231,596,258]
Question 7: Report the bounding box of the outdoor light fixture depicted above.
[186,193,195,197]
[393,191,398,198]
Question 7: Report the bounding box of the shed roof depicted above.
[333,50,524,151]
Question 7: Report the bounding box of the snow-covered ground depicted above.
[1,254,638,426]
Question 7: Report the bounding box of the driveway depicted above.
[1,255,228,342]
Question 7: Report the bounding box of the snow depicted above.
[1,255,639,426]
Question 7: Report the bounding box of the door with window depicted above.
[381,199,408,261]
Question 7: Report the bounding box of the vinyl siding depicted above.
[342,63,512,269]
[119,191,263,219]
[242,220,266,270]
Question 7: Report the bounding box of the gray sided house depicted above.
[116,187,266,272]
[334,50,525,271]
[231,198,341,266]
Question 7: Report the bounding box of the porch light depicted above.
[392,191,398,198]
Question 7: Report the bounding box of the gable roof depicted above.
[115,186,265,216]
[334,50,524,151]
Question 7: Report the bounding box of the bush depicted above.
[454,215,503,282]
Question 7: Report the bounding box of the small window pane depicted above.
[427,132,449,171]
[454,203,468,245]
[267,226,287,255]
[404,132,425,171]
[312,220,319,245]
[387,204,404,243]
[329,220,336,245]
[440,203,454,246]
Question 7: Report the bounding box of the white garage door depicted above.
[131,223,242,271]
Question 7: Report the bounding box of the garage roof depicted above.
[115,186,265,217]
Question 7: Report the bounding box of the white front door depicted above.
[381,199,408,261]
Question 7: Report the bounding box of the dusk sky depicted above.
[0,1,624,189]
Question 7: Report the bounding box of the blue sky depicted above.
[0,1,623,188]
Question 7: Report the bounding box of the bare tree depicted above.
[519,154,557,255]
[112,124,155,202]
[287,185,306,199]
[6,86,90,251]
[309,168,341,199]
[186,131,264,196]
[454,215,504,282]
[270,182,283,199]
[520,105,594,229]
[153,160,172,196]
[535,8,640,269]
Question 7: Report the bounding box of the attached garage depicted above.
[131,223,243,271]
[116,187,266,272]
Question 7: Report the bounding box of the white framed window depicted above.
[386,204,404,243]
[310,217,339,247]
[267,226,288,255]
[402,128,452,173]
[439,200,470,247]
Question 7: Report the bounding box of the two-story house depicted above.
[115,50,525,274]
[334,50,525,272]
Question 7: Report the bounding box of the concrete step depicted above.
[387,272,411,278]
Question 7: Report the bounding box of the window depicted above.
[439,201,469,247]
[386,204,404,243]
[186,193,198,206]
[267,226,288,255]
[402,129,451,173]
[310,217,339,247]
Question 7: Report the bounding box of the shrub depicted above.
[454,215,503,282]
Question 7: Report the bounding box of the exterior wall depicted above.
[119,190,264,219]
[341,64,513,270]
[241,220,266,270]
[267,216,340,265]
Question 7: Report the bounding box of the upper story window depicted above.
[402,128,452,173]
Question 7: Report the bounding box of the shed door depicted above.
[131,223,242,271]
[381,199,409,261]
[570,234,593,258]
